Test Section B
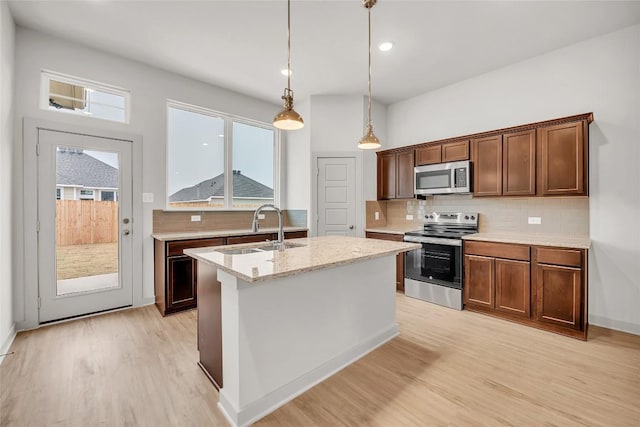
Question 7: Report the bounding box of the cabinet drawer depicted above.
[535,247,582,268]
[226,233,276,245]
[464,241,530,261]
[167,237,226,256]
[366,232,404,242]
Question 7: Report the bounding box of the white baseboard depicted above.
[589,315,640,336]
[0,323,17,366]
[218,324,399,427]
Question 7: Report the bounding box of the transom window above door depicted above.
[167,101,279,210]
[40,70,130,123]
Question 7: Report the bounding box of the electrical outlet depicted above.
[142,192,154,203]
[528,216,542,225]
[191,215,201,222]
[258,213,266,220]
[374,211,380,220]
[406,214,414,221]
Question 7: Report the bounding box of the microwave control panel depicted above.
[455,168,467,188]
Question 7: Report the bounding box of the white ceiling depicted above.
[8,1,640,105]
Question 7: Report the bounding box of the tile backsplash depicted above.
[367,196,589,237]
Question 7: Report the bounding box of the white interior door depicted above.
[37,129,133,322]
[317,157,357,236]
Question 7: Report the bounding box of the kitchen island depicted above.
[185,235,419,427]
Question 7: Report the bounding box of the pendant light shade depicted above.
[358,0,381,150]
[273,0,304,130]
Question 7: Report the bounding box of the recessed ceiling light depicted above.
[218,134,224,137]
[280,68,292,76]
[202,143,208,146]
[378,41,394,52]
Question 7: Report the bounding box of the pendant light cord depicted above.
[367,6,372,125]
[287,0,292,93]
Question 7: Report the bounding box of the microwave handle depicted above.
[451,167,457,188]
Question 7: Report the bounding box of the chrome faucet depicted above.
[252,204,285,251]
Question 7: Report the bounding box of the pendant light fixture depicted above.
[273,0,304,130]
[358,0,381,149]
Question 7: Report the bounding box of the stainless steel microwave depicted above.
[414,160,472,195]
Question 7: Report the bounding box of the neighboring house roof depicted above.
[56,149,118,189]
[169,170,273,202]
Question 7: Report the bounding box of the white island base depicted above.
[217,255,397,426]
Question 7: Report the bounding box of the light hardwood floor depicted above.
[1,295,639,426]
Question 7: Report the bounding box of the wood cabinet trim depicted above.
[377,112,592,156]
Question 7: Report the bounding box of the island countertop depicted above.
[184,235,420,283]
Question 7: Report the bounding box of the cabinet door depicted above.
[503,130,536,196]
[495,259,531,318]
[377,153,396,199]
[464,255,495,308]
[537,121,587,196]
[167,255,197,311]
[442,140,470,162]
[396,150,415,199]
[415,145,442,165]
[472,135,503,196]
[535,263,582,329]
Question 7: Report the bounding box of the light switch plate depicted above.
[406,214,414,220]
[528,216,542,225]
[191,215,201,222]
[374,211,380,220]
[142,192,154,203]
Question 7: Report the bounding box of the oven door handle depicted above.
[403,235,462,247]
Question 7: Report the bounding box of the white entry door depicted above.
[317,157,357,236]
[37,129,133,322]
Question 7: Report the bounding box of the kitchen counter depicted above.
[152,226,308,241]
[462,232,591,249]
[186,235,419,426]
[185,235,419,283]
[364,224,420,235]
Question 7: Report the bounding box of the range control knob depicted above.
[429,215,434,219]
[464,215,469,220]
[471,215,476,220]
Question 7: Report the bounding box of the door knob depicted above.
[122,229,131,235]
[349,225,354,229]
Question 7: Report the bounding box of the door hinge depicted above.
[36,143,40,156]
[37,297,41,309]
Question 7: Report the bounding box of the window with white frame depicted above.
[79,189,95,200]
[167,102,278,210]
[56,188,62,200]
[41,71,130,123]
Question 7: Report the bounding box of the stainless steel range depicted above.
[403,212,478,310]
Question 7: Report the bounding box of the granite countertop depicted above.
[365,225,421,235]
[462,233,591,249]
[184,235,420,283]
[152,226,308,241]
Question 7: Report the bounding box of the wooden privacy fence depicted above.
[56,200,119,246]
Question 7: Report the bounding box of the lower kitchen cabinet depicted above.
[154,230,308,316]
[365,231,405,292]
[464,240,587,339]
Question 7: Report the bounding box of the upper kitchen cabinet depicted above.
[472,114,591,198]
[537,120,588,196]
[377,148,414,200]
[415,140,469,166]
[471,135,502,196]
[503,129,536,196]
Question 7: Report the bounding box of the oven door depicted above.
[404,241,462,289]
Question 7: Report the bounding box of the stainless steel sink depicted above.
[216,242,306,255]
[258,242,306,252]
[217,247,264,255]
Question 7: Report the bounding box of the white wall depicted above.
[0,1,16,356]
[13,28,280,328]
[387,24,640,335]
